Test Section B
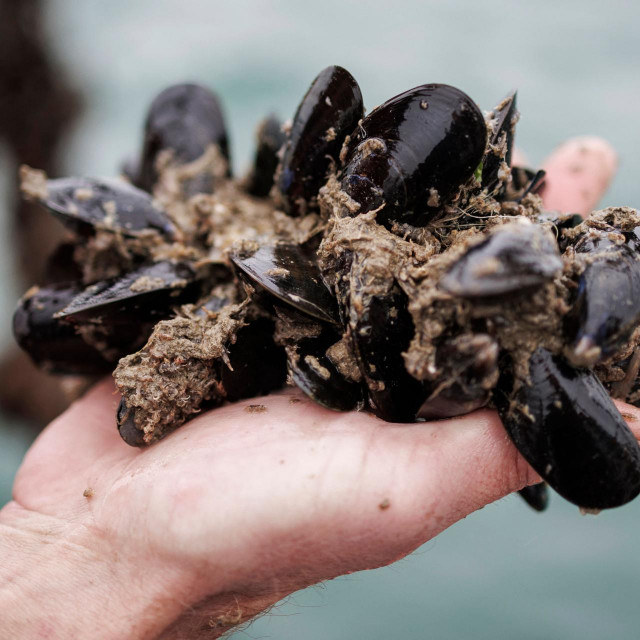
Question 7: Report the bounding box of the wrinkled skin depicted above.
[0,137,628,639]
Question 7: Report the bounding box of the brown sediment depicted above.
[113,300,251,444]
[244,404,267,414]
[303,355,331,380]
[326,337,362,383]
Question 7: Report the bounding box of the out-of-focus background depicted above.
[1,1,639,638]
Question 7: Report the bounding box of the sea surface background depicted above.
[1,1,639,638]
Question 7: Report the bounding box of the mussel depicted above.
[340,83,487,227]
[133,82,230,194]
[276,65,363,216]
[494,347,640,509]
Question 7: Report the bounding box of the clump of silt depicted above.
[14,68,640,512]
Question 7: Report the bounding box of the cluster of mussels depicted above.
[14,66,640,512]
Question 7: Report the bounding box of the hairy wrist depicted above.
[0,501,194,639]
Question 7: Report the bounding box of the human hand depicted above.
[1,136,633,640]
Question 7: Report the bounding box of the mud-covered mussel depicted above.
[14,65,640,511]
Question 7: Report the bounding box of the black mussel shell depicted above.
[229,243,340,325]
[341,83,486,228]
[518,483,550,512]
[43,242,83,285]
[440,223,562,298]
[217,316,287,401]
[494,347,640,509]
[13,283,114,374]
[481,91,517,195]
[246,115,286,197]
[35,176,176,239]
[57,261,204,323]
[277,65,364,216]
[504,166,547,205]
[135,83,230,193]
[565,239,640,366]
[515,169,546,203]
[417,334,498,420]
[349,286,424,422]
[287,326,364,412]
[117,398,147,447]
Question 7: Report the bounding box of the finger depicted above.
[540,136,617,215]
[613,399,640,439]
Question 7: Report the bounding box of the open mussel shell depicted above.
[13,283,114,375]
[518,483,550,512]
[229,242,340,325]
[57,261,204,323]
[34,176,176,239]
[276,65,364,216]
[340,83,487,228]
[494,347,640,509]
[481,91,517,195]
[440,223,562,298]
[135,83,231,193]
[564,238,640,367]
[246,115,286,197]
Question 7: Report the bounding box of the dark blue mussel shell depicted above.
[230,243,340,326]
[13,284,114,374]
[286,322,364,412]
[348,285,424,421]
[14,261,209,375]
[565,234,640,366]
[417,334,498,420]
[246,115,286,197]
[57,261,204,322]
[277,65,364,215]
[216,316,287,403]
[229,242,364,410]
[440,224,563,298]
[34,176,176,239]
[494,347,640,509]
[340,83,487,228]
[518,484,550,512]
[134,83,230,193]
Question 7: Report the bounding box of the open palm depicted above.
[4,137,633,640]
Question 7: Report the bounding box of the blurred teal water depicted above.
[1,1,639,637]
